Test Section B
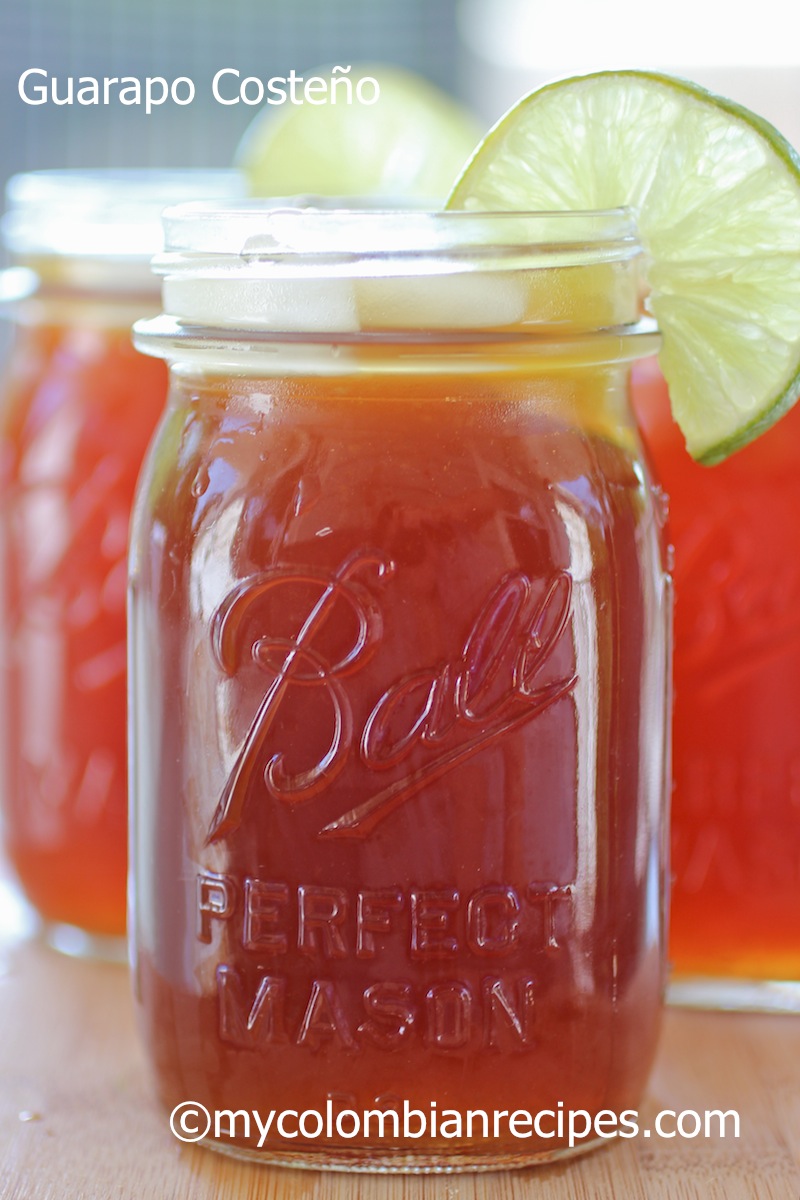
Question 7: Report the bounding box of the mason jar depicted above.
[130,204,670,1170]
[0,169,242,956]
[635,358,800,1012]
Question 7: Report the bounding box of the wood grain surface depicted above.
[1,927,799,1200]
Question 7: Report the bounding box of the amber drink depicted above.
[130,206,670,1169]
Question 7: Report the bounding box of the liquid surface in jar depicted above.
[0,319,167,936]
[130,362,667,1163]
[634,357,800,980]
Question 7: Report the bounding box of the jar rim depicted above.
[3,169,245,261]
[155,201,641,269]
[143,201,652,347]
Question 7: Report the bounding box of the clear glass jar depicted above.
[130,204,670,1170]
[0,170,242,957]
[635,359,800,1013]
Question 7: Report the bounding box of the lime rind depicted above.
[447,70,800,463]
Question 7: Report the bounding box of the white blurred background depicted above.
[2,0,799,197]
[458,0,800,145]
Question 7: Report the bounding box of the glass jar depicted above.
[130,204,670,1170]
[0,169,242,956]
[635,359,800,1012]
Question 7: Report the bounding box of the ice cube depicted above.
[355,271,528,331]
[162,276,359,332]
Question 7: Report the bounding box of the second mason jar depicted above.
[0,169,241,953]
[130,204,670,1170]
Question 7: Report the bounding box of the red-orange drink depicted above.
[635,358,800,1002]
[130,207,670,1168]
[0,319,166,937]
[0,170,242,949]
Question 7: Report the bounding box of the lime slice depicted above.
[447,71,800,464]
[236,64,481,203]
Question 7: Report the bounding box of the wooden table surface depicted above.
[2,910,800,1200]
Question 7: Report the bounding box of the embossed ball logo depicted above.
[207,549,576,844]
